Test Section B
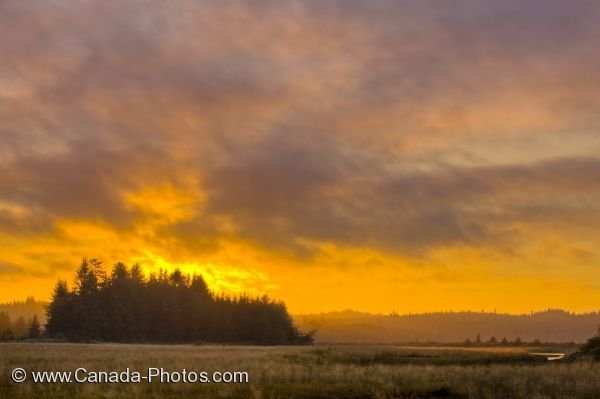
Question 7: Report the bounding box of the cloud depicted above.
[0,262,25,276]
[0,0,599,265]
[0,138,182,231]
[197,123,600,257]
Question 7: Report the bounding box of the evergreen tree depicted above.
[75,258,96,295]
[28,315,41,339]
[45,280,72,338]
[45,258,313,345]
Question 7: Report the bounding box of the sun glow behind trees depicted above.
[45,258,313,344]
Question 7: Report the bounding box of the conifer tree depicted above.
[45,259,313,345]
[28,315,41,339]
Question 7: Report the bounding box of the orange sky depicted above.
[1,1,600,314]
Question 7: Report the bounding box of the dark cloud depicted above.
[199,134,600,256]
[0,139,179,230]
[0,262,25,276]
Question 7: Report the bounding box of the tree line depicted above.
[297,309,599,343]
[464,334,529,346]
[45,258,314,344]
[0,312,41,340]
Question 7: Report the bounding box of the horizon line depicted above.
[3,297,600,318]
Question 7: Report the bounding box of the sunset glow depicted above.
[1,0,600,314]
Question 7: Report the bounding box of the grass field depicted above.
[0,343,597,399]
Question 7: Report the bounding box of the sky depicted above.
[1,0,600,314]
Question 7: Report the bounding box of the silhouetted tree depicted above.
[28,315,41,338]
[45,280,72,338]
[45,259,313,345]
[74,258,97,295]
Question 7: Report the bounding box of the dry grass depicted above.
[1,343,599,398]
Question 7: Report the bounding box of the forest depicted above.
[296,309,600,343]
[44,258,313,344]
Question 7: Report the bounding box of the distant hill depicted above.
[0,297,48,325]
[2,298,598,344]
[294,309,600,344]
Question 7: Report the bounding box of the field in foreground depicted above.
[0,343,597,399]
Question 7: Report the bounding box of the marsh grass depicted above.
[1,343,598,398]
